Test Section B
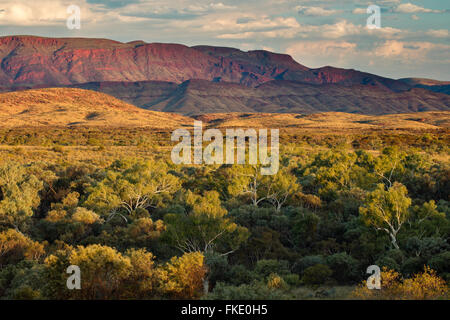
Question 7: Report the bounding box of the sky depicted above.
[0,0,449,80]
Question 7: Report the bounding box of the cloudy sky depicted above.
[0,0,449,80]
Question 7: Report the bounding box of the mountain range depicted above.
[0,35,449,116]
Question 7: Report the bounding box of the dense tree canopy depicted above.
[0,139,448,300]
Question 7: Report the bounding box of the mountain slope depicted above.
[71,81,179,107]
[0,88,189,127]
[0,35,305,88]
[73,79,450,116]
[194,46,410,91]
[1,87,448,131]
[399,78,450,95]
[0,35,410,91]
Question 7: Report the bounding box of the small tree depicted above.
[157,252,206,299]
[0,229,45,265]
[85,160,180,222]
[227,165,269,207]
[0,162,43,231]
[227,165,299,210]
[45,244,132,299]
[266,167,300,211]
[164,191,249,294]
[164,191,248,256]
[359,182,411,249]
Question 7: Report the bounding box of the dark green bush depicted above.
[301,264,332,286]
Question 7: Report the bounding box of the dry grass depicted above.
[196,111,450,132]
[0,88,190,128]
[0,87,448,166]
[1,87,448,133]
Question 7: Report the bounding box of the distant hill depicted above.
[0,87,448,133]
[0,88,189,127]
[73,79,450,116]
[0,88,450,133]
[195,111,450,131]
[399,78,450,95]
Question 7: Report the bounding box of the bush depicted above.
[385,249,405,265]
[0,229,45,265]
[283,274,301,287]
[204,252,229,285]
[428,251,450,275]
[267,273,287,290]
[401,257,424,277]
[254,259,290,279]
[11,286,41,300]
[352,267,448,300]
[71,207,101,225]
[404,237,448,260]
[326,252,359,284]
[301,264,332,286]
[401,267,448,300]
[293,255,325,274]
[375,257,400,272]
[228,265,256,286]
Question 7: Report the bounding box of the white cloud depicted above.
[216,30,292,39]
[285,40,357,68]
[185,2,236,13]
[394,3,442,13]
[203,15,300,33]
[296,6,340,16]
[215,18,406,41]
[320,20,361,38]
[352,8,367,14]
[0,1,69,25]
[374,40,450,62]
[319,20,403,39]
[0,0,111,26]
[426,29,449,38]
[209,3,236,10]
[285,39,450,79]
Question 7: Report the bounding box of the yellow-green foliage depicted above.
[352,266,448,300]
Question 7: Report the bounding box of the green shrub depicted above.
[375,257,400,272]
[428,251,450,275]
[293,255,325,274]
[228,265,256,285]
[401,257,424,277]
[254,259,290,279]
[326,253,359,283]
[283,274,301,287]
[301,264,332,286]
